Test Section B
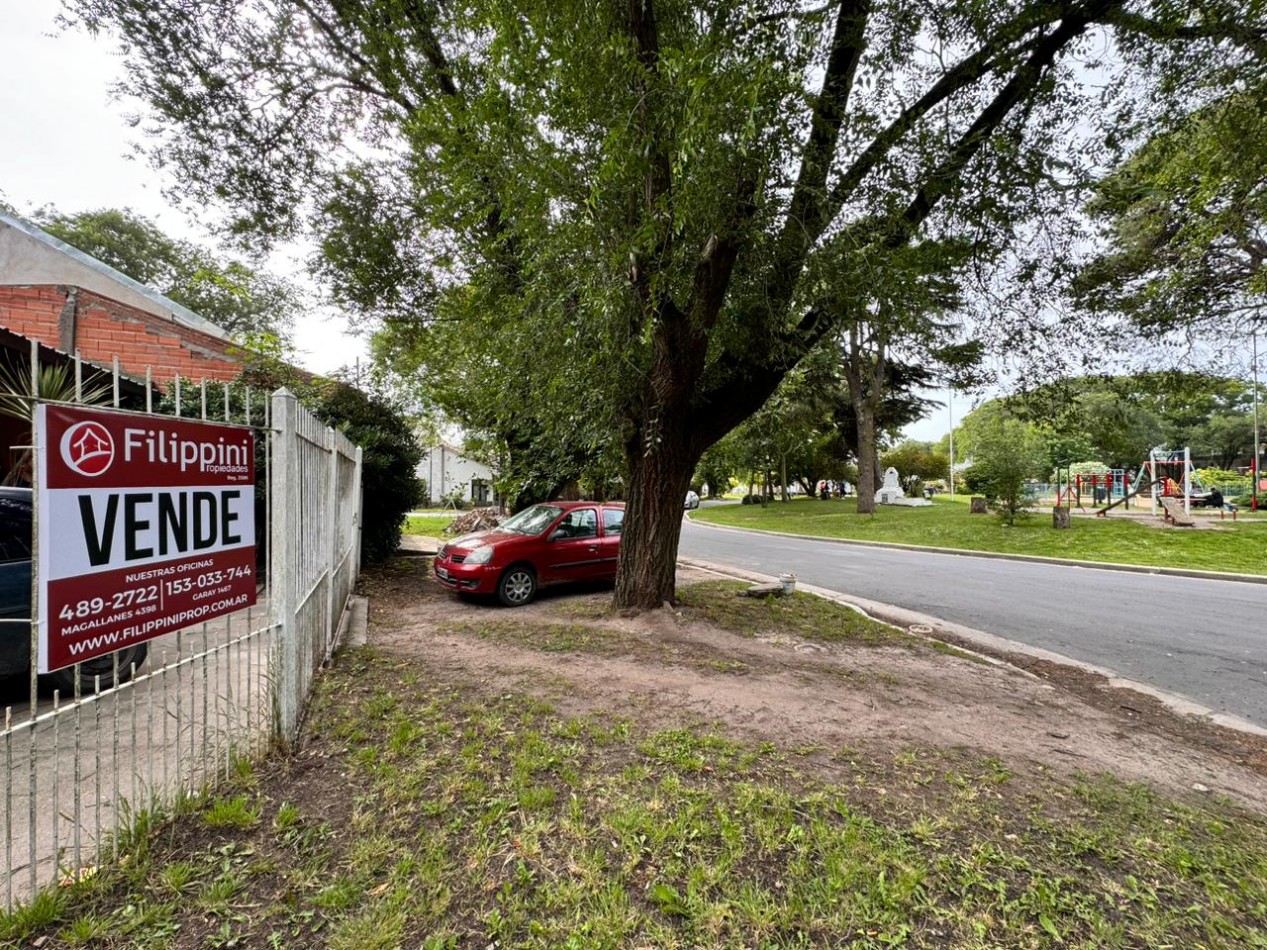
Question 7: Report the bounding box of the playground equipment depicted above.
[1056,467,1130,511]
[1091,448,1208,522]
[1136,447,1207,517]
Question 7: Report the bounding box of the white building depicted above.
[417,443,497,507]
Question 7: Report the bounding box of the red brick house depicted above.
[0,212,243,384]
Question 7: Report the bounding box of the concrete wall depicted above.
[417,445,495,505]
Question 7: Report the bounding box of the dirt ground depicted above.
[364,556,1267,813]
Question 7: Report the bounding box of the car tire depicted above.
[497,565,537,607]
[47,644,149,695]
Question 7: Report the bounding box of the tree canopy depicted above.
[65,0,1267,605]
[34,207,300,341]
[1072,81,1267,348]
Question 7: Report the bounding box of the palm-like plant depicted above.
[0,359,113,422]
[1,358,114,486]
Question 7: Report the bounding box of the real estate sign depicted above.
[35,403,257,674]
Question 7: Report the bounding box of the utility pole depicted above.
[1254,330,1260,511]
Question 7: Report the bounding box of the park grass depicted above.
[403,513,457,536]
[691,496,1267,576]
[7,644,1267,949]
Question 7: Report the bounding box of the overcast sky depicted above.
[0,0,370,377]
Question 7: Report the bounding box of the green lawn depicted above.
[692,496,1267,575]
[403,513,458,536]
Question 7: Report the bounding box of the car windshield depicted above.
[498,504,564,536]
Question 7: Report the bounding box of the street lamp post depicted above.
[947,386,955,497]
[1254,330,1260,511]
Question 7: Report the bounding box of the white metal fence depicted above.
[1,349,362,910]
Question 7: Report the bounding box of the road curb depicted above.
[677,555,1267,741]
[685,515,1267,585]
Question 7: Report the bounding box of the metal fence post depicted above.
[270,389,300,743]
[324,427,338,661]
[352,446,364,586]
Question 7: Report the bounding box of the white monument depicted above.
[875,467,933,507]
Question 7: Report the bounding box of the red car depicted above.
[433,501,625,606]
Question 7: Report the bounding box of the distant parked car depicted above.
[684,490,700,510]
[0,487,147,692]
[433,500,625,607]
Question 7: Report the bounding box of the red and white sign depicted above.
[35,404,257,674]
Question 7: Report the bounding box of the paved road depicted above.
[680,520,1267,729]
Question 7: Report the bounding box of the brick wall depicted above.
[0,284,242,385]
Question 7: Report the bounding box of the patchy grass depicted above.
[403,513,457,537]
[678,580,918,649]
[9,649,1267,949]
[436,619,627,655]
[692,496,1267,575]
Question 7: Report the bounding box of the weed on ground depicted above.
[7,645,1267,949]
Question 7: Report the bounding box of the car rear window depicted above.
[0,494,32,562]
[602,507,624,536]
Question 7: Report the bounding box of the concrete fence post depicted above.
[270,388,300,744]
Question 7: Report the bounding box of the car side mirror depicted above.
[549,528,567,542]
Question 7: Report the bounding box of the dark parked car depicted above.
[433,500,625,606]
[0,487,147,692]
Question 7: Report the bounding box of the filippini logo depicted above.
[60,421,115,477]
[123,427,252,474]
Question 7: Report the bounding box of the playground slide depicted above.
[1093,478,1163,517]
[1158,496,1196,526]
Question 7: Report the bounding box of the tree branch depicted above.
[291,0,421,112]
[888,0,1125,245]
[623,0,676,313]
[1106,9,1267,60]
[766,0,872,311]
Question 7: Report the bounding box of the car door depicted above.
[598,506,624,579]
[0,491,33,678]
[540,507,603,582]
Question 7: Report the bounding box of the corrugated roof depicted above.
[0,211,231,341]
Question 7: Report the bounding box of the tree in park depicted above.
[881,440,948,487]
[33,208,301,342]
[958,402,1046,524]
[1072,80,1267,350]
[66,0,1267,607]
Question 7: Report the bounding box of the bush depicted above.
[962,416,1046,526]
[314,383,423,563]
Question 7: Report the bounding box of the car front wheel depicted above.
[497,566,537,607]
[47,644,149,695]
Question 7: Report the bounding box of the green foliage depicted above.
[311,382,423,563]
[960,410,1045,525]
[984,373,1260,473]
[66,0,1267,603]
[1073,84,1267,342]
[882,441,949,485]
[0,357,113,422]
[156,365,421,564]
[693,496,1267,574]
[33,208,300,341]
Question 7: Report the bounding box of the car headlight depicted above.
[464,545,494,565]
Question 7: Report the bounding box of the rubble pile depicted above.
[445,507,504,536]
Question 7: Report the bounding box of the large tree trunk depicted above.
[842,322,887,515]
[854,403,878,514]
[614,422,697,609]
